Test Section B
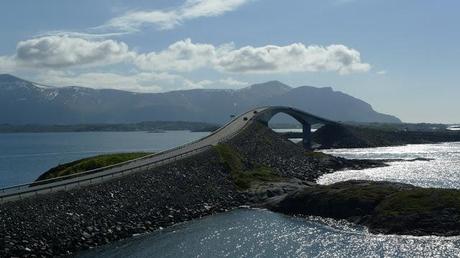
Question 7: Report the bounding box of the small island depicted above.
[265,180,460,236]
[35,152,153,182]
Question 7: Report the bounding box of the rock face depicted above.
[266,180,460,236]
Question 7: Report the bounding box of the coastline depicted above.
[2,122,459,257]
[0,122,382,257]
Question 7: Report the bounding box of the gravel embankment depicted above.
[0,122,385,257]
[227,122,385,181]
[0,150,245,257]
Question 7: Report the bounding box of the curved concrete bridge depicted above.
[255,106,336,149]
[0,106,336,203]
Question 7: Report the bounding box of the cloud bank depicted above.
[37,71,247,93]
[135,39,371,74]
[0,36,371,92]
[4,36,370,75]
[15,36,134,68]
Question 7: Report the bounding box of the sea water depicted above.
[0,131,208,187]
[78,142,460,257]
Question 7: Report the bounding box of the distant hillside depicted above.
[0,121,219,133]
[0,74,401,124]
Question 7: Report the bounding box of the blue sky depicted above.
[0,0,459,123]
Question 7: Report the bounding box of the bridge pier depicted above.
[253,106,335,150]
[302,123,312,150]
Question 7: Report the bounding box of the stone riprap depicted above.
[227,122,385,181]
[0,150,245,257]
[0,122,387,257]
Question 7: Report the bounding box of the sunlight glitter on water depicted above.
[77,142,460,258]
[78,209,460,258]
[318,142,460,189]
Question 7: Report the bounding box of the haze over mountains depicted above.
[0,74,400,125]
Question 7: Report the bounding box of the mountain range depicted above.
[0,74,401,125]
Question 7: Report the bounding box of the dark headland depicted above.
[313,123,460,149]
[1,122,460,257]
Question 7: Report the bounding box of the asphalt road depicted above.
[0,107,268,203]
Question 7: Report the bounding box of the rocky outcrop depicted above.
[313,124,460,149]
[265,180,460,236]
[227,122,386,181]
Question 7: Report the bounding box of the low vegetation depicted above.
[214,144,281,190]
[269,180,460,236]
[313,124,460,149]
[304,151,330,159]
[36,152,152,182]
[375,188,460,216]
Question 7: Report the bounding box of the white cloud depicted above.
[103,10,180,32]
[218,77,248,86]
[135,39,219,71]
[134,39,371,74]
[101,0,252,32]
[37,30,130,40]
[37,71,194,92]
[35,71,244,93]
[0,56,16,73]
[377,70,387,75]
[15,36,135,68]
[3,37,370,75]
[216,43,371,74]
[181,0,251,19]
[1,36,370,93]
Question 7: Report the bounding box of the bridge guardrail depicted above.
[0,107,265,203]
[0,145,213,203]
[0,108,253,194]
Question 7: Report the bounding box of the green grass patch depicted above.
[214,144,281,190]
[328,183,398,203]
[304,151,330,159]
[36,152,152,181]
[233,166,282,190]
[376,188,460,216]
[214,144,244,173]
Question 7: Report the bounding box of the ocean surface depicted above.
[0,131,208,187]
[77,208,460,258]
[319,142,460,189]
[78,141,460,257]
[2,132,460,257]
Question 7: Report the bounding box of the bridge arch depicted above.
[254,106,337,149]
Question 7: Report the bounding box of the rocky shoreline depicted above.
[264,180,460,236]
[1,149,247,257]
[313,124,460,149]
[3,121,458,257]
[0,122,383,257]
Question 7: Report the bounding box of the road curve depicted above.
[0,107,268,203]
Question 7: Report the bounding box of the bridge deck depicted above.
[0,106,335,203]
[0,107,267,203]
